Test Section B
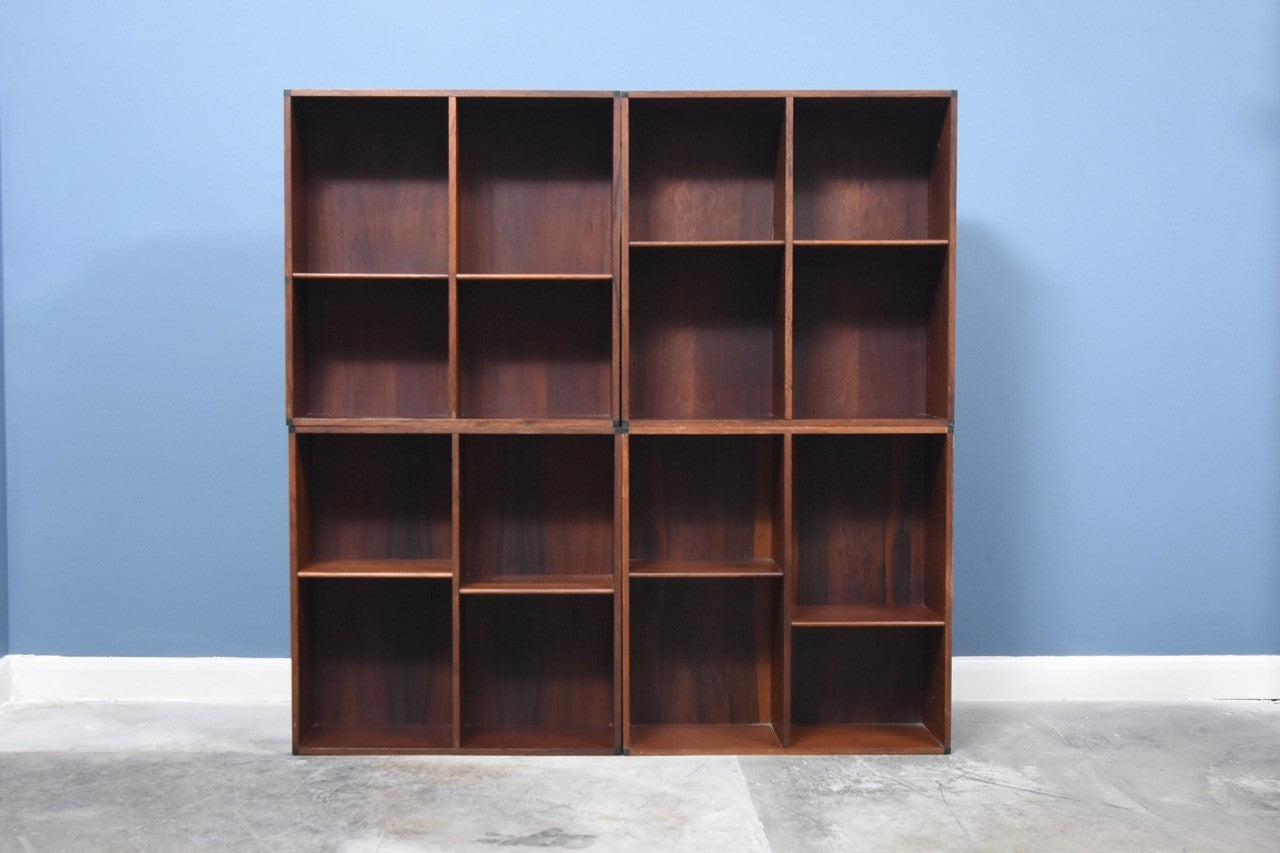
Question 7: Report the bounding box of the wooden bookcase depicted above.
[286,90,955,755]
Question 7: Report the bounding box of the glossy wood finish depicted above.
[297,434,452,565]
[793,435,946,611]
[291,97,449,273]
[461,595,614,751]
[794,245,947,418]
[459,279,611,418]
[299,579,453,749]
[460,435,614,582]
[458,98,613,274]
[791,627,944,746]
[629,435,781,566]
[794,97,951,240]
[288,90,954,756]
[629,98,785,242]
[294,279,449,418]
[628,245,784,419]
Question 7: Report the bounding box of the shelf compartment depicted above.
[298,578,453,750]
[629,559,781,579]
[629,98,785,242]
[794,97,952,241]
[460,574,613,595]
[794,245,947,419]
[629,578,783,742]
[629,434,783,567]
[290,97,449,274]
[629,723,782,755]
[292,278,449,418]
[791,604,943,627]
[794,435,947,613]
[458,97,614,274]
[460,435,614,584]
[298,558,452,579]
[297,434,452,565]
[628,245,784,419]
[791,627,945,751]
[459,279,612,419]
[461,595,614,752]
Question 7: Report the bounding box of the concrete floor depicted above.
[0,702,1276,851]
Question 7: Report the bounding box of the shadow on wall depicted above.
[953,220,1049,656]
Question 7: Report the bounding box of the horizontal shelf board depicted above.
[629,559,781,578]
[626,418,948,434]
[461,726,615,753]
[292,417,616,434]
[456,273,612,281]
[791,604,945,627]
[788,723,943,753]
[460,574,614,594]
[298,559,453,579]
[627,90,954,99]
[292,272,449,280]
[300,723,453,752]
[629,723,783,754]
[629,240,784,249]
[793,239,948,248]
[289,89,616,99]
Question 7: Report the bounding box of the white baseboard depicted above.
[0,655,1276,705]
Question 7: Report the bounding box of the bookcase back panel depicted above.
[459,98,613,274]
[460,280,612,418]
[629,578,778,725]
[295,98,449,273]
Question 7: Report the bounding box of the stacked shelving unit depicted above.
[287,89,954,755]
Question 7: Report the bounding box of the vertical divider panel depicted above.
[611,95,623,423]
[616,432,628,751]
[450,433,462,747]
[778,432,793,745]
[289,432,305,750]
[618,96,631,420]
[447,97,460,419]
[781,97,795,420]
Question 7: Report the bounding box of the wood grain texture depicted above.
[458,98,613,274]
[300,434,452,563]
[295,279,449,418]
[793,245,946,419]
[295,97,449,273]
[628,245,783,419]
[794,97,950,240]
[461,596,614,733]
[301,578,453,736]
[629,578,779,726]
[791,627,943,734]
[629,98,785,241]
[460,435,614,581]
[793,435,945,609]
[628,435,780,564]
[459,279,612,418]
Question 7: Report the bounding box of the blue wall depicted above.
[0,1,1277,656]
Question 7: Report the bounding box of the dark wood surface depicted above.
[628,245,783,419]
[288,90,955,756]
[629,98,785,242]
[299,434,452,563]
[794,435,945,609]
[301,578,453,736]
[459,279,611,418]
[629,578,778,726]
[461,596,614,736]
[794,245,946,418]
[629,435,780,564]
[458,98,613,274]
[293,97,449,273]
[794,97,950,240]
[295,279,449,418]
[460,435,614,581]
[791,627,943,739]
